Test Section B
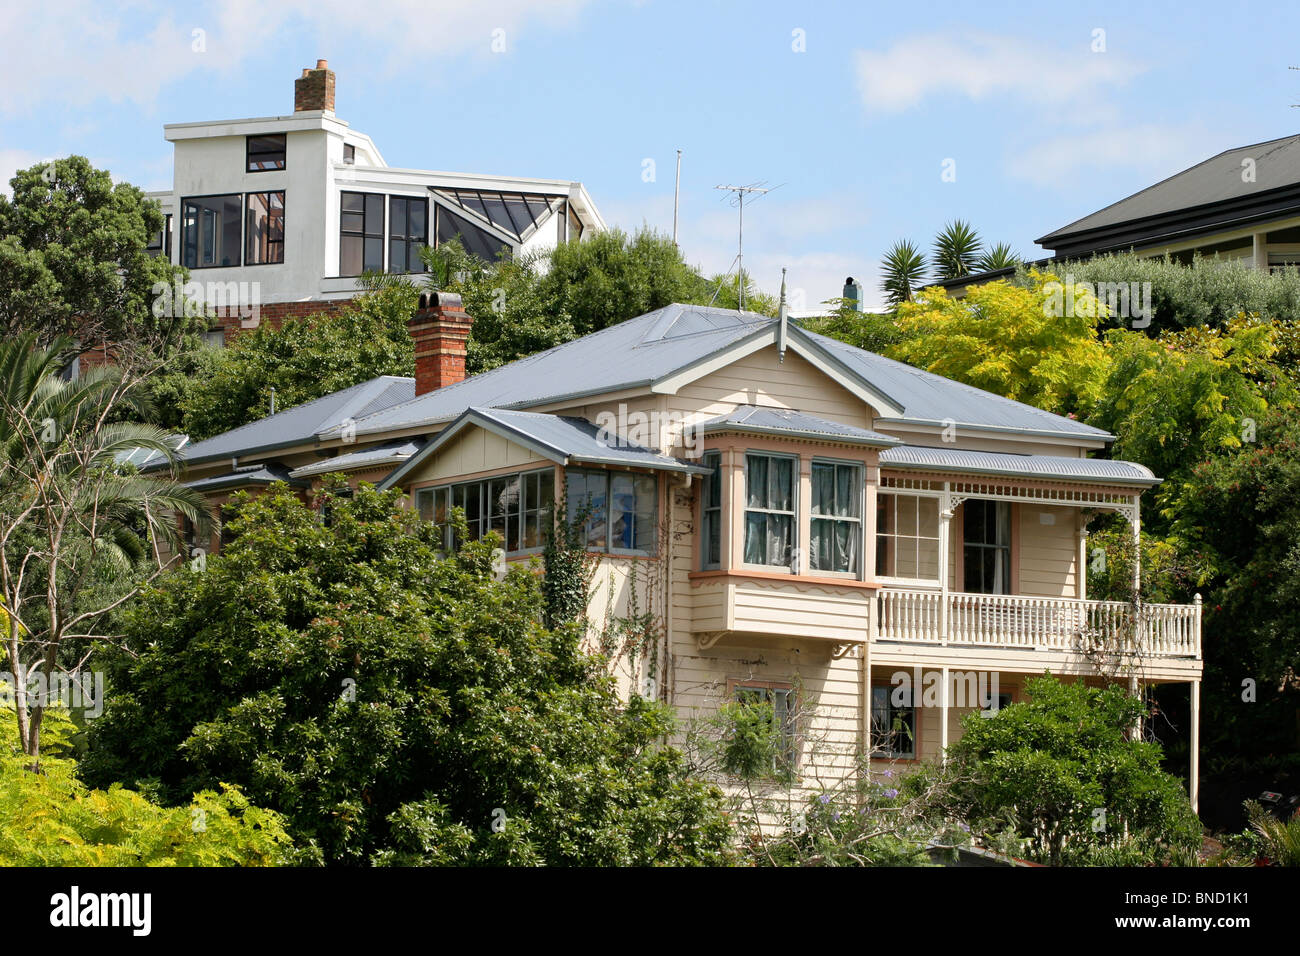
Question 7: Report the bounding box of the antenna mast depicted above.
[673,149,682,247]
[715,182,771,311]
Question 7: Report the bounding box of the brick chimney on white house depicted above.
[409,292,474,396]
[294,59,335,113]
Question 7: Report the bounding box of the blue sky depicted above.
[2,0,1299,309]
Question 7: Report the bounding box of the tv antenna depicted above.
[714,181,774,311]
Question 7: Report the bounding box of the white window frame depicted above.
[874,490,944,587]
[742,451,799,572]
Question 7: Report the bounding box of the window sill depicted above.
[688,569,881,590]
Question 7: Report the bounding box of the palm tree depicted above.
[975,242,1021,274]
[879,240,928,307]
[931,220,983,281]
[0,332,210,761]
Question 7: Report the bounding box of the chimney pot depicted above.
[294,61,336,113]
[409,292,473,396]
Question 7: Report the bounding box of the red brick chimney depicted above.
[294,59,335,113]
[409,292,473,396]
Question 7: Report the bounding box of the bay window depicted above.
[700,451,722,569]
[810,460,861,574]
[744,453,796,568]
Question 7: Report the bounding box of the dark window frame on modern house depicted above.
[566,468,658,556]
[963,499,1012,595]
[339,190,385,277]
[342,143,356,165]
[743,451,797,569]
[810,458,862,575]
[181,193,243,270]
[730,680,798,773]
[246,134,287,172]
[413,467,554,555]
[700,450,722,569]
[871,683,917,760]
[432,199,513,264]
[388,195,428,274]
[145,213,173,260]
[244,190,285,265]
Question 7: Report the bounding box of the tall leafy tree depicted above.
[83,483,734,866]
[0,156,194,352]
[930,219,983,281]
[0,333,209,761]
[879,239,927,306]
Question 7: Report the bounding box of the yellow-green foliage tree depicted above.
[890,271,1111,416]
[0,708,290,866]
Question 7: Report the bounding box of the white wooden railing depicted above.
[876,588,1201,658]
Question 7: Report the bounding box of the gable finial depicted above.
[777,268,789,364]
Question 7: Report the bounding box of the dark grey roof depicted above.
[1039,134,1300,251]
[879,445,1158,486]
[288,439,425,479]
[379,406,710,490]
[798,328,1112,441]
[699,405,901,446]
[318,304,1104,444]
[167,376,415,468]
[184,462,309,493]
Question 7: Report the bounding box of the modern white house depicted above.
[144,60,605,338]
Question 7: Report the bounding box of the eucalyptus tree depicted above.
[0,333,209,762]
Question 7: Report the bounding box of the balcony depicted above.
[876,588,1201,659]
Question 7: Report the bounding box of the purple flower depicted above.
[881,769,894,779]
[818,793,831,805]
[832,812,841,823]
[883,788,899,799]
[960,823,970,832]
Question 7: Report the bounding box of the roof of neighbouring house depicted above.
[288,439,425,479]
[315,303,1110,444]
[182,462,310,493]
[879,445,1159,486]
[699,405,902,447]
[160,376,415,469]
[378,406,711,490]
[1038,133,1300,254]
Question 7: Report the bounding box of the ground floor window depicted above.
[732,681,797,772]
[566,469,657,555]
[871,684,917,759]
[414,468,553,554]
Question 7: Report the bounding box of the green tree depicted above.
[0,333,209,761]
[0,706,288,866]
[930,219,982,281]
[879,239,927,306]
[889,272,1111,415]
[82,483,734,866]
[942,675,1202,865]
[179,283,418,440]
[0,156,194,352]
[975,242,1020,274]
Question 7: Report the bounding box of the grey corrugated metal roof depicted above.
[184,462,309,493]
[379,406,710,490]
[324,305,774,439]
[288,439,424,478]
[879,445,1158,486]
[699,405,901,446]
[797,328,1112,441]
[322,304,1105,443]
[168,376,415,468]
[1039,134,1300,243]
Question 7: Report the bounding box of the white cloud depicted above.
[854,32,1142,113]
[1005,122,1210,187]
[0,148,47,198]
[0,0,594,115]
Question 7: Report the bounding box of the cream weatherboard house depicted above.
[157,294,1204,807]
